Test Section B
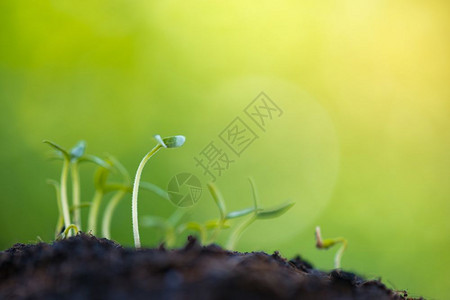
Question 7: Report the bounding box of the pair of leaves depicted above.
[44,140,110,169]
[154,135,186,149]
[208,180,295,222]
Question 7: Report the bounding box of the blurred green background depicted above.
[1,0,449,298]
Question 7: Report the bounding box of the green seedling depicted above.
[69,141,85,229]
[47,179,91,238]
[315,226,348,269]
[56,224,80,240]
[132,135,186,248]
[87,163,112,235]
[44,141,73,235]
[45,140,109,235]
[142,183,252,246]
[102,156,171,240]
[226,178,295,250]
[206,182,254,243]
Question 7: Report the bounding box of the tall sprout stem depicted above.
[60,158,72,235]
[71,162,81,229]
[132,145,162,248]
[226,215,256,250]
[315,226,348,269]
[88,190,104,235]
[102,190,127,239]
[333,238,347,269]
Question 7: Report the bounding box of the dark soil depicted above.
[0,234,420,300]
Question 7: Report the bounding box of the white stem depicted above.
[102,190,127,240]
[71,162,81,229]
[132,145,161,248]
[60,159,71,233]
[88,190,103,235]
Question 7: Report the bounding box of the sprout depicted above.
[56,224,80,240]
[43,141,72,234]
[102,156,170,240]
[226,178,295,250]
[45,140,109,233]
[315,226,348,269]
[206,182,255,243]
[132,135,186,248]
[69,141,86,229]
[87,162,112,235]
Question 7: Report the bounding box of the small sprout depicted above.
[45,140,109,232]
[69,141,86,229]
[226,178,295,250]
[43,140,72,235]
[87,162,112,235]
[57,224,80,240]
[102,156,170,239]
[315,226,348,269]
[132,135,186,248]
[206,182,255,243]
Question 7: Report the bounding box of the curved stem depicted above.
[226,215,256,250]
[60,159,71,235]
[63,224,79,238]
[71,162,81,229]
[88,189,103,235]
[315,226,348,269]
[334,238,348,269]
[132,144,162,248]
[102,190,127,240]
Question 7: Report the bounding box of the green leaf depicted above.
[70,140,86,161]
[43,140,70,160]
[154,135,186,148]
[140,181,169,200]
[79,154,111,169]
[256,201,295,219]
[207,183,226,220]
[226,207,256,219]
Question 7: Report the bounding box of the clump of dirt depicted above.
[0,234,420,299]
